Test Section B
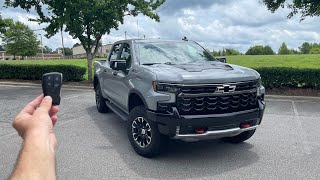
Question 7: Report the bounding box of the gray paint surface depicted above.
[1,85,320,179]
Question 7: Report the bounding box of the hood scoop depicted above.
[172,63,234,72]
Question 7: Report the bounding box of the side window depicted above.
[109,44,121,62]
[119,43,131,68]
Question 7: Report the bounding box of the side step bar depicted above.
[105,101,129,121]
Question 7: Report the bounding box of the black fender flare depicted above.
[128,89,149,109]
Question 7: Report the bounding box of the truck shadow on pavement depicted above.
[86,106,259,179]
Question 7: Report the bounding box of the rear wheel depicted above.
[222,130,256,143]
[127,105,167,158]
[95,84,109,113]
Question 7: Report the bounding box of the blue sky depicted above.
[1,0,320,53]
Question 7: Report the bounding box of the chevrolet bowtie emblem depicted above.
[216,85,236,94]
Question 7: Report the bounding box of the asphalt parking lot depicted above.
[1,84,320,180]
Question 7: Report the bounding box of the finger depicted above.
[38,96,53,113]
[51,116,58,126]
[49,106,59,117]
[21,95,44,114]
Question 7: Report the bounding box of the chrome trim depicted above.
[157,80,258,87]
[178,89,257,97]
[174,125,259,142]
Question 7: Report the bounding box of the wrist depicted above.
[24,130,55,155]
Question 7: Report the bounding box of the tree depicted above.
[73,43,81,48]
[263,46,275,55]
[225,48,241,56]
[246,45,275,55]
[41,45,53,54]
[245,45,275,55]
[290,49,300,54]
[278,42,290,55]
[299,42,312,54]
[262,0,320,21]
[53,47,73,56]
[0,14,6,34]
[310,47,320,54]
[0,45,4,51]
[3,21,39,59]
[63,48,73,56]
[5,0,166,81]
[0,15,13,35]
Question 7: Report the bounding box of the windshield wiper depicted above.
[164,62,175,65]
[142,63,161,66]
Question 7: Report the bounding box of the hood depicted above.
[142,62,260,84]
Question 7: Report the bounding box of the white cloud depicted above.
[1,0,320,53]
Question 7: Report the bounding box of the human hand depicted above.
[13,95,59,150]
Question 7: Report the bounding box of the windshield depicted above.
[135,41,217,65]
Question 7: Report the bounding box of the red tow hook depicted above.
[195,128,205,134]
[241,123,251,129]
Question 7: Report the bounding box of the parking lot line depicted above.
[291,100,312,155]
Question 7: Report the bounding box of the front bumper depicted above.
[147,100,266,141]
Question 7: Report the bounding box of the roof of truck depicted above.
[114,38,191,44]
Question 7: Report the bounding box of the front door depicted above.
[110,43,133,112]
[102,43,122,105]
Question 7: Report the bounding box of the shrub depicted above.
[255,67,320,89]
[0,64,86,81]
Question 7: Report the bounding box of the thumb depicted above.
[38,96,53,112]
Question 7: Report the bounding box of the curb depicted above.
[0,81,93,90]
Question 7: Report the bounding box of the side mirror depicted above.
[110,60,127,71]
[217,57,227,63]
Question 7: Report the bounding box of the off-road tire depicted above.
[127,105,167,158]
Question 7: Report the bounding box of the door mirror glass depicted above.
[217,57,227,63]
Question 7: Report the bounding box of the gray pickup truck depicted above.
[94,39,265,157]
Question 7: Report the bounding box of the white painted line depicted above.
[291,100,312,155]
[0,84,93,92]
[0,84,39,88]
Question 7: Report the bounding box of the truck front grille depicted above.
[180,80,257,94]
[177,81,259,115]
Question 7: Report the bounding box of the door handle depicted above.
[112,71,118,76]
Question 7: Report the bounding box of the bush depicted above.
[0,64,86,81]
[255,67,320,89]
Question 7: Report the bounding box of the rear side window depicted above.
[109,44,122,61]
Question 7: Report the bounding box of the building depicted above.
[0,51,63,60]
[72,44,113,59]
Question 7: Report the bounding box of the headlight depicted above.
[153,82,181,94]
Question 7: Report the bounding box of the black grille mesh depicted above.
[177,92,258,115]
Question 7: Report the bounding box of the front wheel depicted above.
[222,130,256,143]
[127,106,167,158]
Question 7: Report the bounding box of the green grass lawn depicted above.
[0,55,319,80]
[227,54,320,69]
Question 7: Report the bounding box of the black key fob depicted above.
[42,72,63,105]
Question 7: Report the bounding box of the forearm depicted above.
[10,133,56,180]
